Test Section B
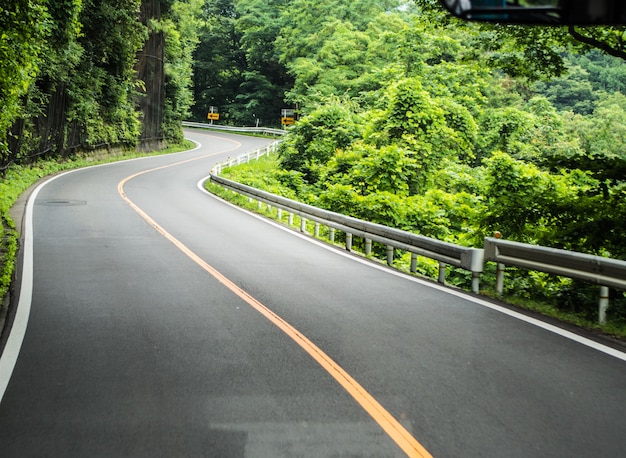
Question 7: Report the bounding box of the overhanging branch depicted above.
[568,26,626,61]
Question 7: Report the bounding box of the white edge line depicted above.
[0,172,64,402]
[0,141,204,403]
[197,175,626,363]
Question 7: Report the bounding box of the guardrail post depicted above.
[346,233,353,251]
[410,253,417,273]
[314,223,320,237]
[300,217,307,233]
[329,228,335,243]
[471,273,480,294]
[386,245,394,265]
[495,262,505,295]
[438,262,446,284]
[277,208,282,220]
[288,213,293,226]
[365,239,372,256]
[599,286,609,325]
[257,201,262,210]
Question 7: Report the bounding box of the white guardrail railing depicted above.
[182,121,286,137]
[202,126,626,324]
[211,141,281,175]
[485,238,626,324]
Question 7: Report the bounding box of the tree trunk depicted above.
[136,0,166,151]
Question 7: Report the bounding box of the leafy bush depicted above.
[278,98,364,183]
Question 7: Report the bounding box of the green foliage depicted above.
[201,1,626,332]
[535,66,597,115]
[221,154,300,199]
[213,141,625,334]
[278,99,364,182]
[276,0,399,63]
[534,50,626,115]
[480,151,600,248]
[67,0,145,148]
[364,78,478,191]
[2,0,202,167]
[161,0,203,142]
[191,0,244,123]
[284,19,381,106]
[322,143,419,196]
[477,26,567,80]
[0,1,50,160]
[191,0,291,126]
[566,25,626,61]
[234,0,292,125]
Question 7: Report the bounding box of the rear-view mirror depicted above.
[440,0,626,25]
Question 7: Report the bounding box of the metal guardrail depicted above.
[485,238,626,291]
[485,237,626,323]
[211,142,281,176]
[182,121,286,136]
[209,173,485,293]
[200,129,626,324]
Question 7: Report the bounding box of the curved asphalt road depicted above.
[0,129,625,457]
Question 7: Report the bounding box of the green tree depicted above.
[555,93,626,187]
[567,26,626,61]
[234,0,291,125]
[67,0,146,148]
[0,0,50,166]
[481,151,597,247]
[278,98,364,183]
[576,50,626,94]
[6,0,147,162]
[191,0,245,123]
[534,65,597,114]
[285,20,374,106]
[368,78,477,191]
[161,0,203,142]
[276,0,399,63]
[321,142,420,196]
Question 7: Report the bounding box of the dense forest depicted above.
[1,1,626,326]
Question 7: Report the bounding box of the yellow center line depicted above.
[117,142,433,458]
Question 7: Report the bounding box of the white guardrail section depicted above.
[211,141,281,175]
[182,121,286,137]
[485,237,626,324]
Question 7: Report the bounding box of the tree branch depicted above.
[568,26,626,61]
